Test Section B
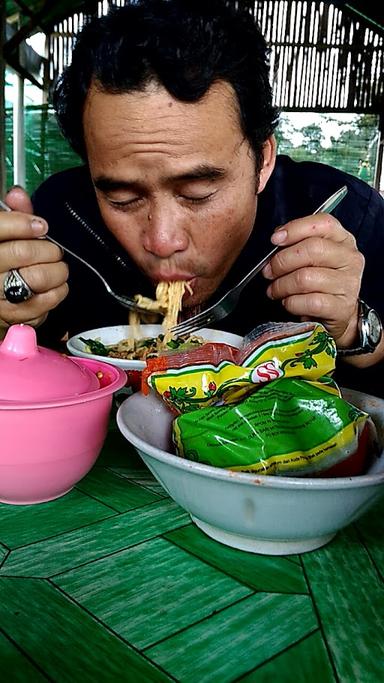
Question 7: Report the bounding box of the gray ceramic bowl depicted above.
[117,387,384,555]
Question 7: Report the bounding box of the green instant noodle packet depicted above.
[173,377,368,475]
[144,322,375,476]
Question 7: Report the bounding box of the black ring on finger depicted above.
[3,268,35,303]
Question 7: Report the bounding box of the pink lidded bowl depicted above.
[0,324,127,504]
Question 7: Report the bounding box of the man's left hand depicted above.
[262,211,367,353]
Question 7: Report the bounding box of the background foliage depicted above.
[275,113,379,185]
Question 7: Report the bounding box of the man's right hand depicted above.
[0,186,69,336]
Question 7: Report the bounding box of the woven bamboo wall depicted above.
[47,0,384,113]
[253,1,384,112]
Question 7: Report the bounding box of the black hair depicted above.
[53,0,279,169]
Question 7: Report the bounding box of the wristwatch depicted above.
[338,299,383,356]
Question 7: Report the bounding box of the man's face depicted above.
[83,80,275,307]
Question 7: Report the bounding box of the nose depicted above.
[142,204,189,258]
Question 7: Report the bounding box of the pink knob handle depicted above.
[0,324,38,358]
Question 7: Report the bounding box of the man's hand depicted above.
[0,186,69,336]
[262,211,380,365]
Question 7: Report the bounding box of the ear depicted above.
[257,135,277,193]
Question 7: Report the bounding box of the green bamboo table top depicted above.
[1,418,384,682]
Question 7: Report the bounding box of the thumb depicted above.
[5,185,33,213]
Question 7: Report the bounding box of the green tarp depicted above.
[5,104,80,194]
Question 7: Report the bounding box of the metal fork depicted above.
[171,185,348,336]
[0,198,147,313]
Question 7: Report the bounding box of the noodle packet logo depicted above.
[250,360,283,383]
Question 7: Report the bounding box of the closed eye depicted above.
[109,197,144,210]
[180,191,217,204]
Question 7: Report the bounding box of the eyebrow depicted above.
[171,165,227,182]
[94,165,227,192]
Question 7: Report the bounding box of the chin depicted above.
[182,296,199,310]
[183,289,212,310]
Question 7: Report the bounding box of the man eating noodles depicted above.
[1,0,384,396]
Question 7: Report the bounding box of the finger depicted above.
[1,312,48,331]
[271,214,357,248]
[264,238,364,279]
[0,238,63,272]
[267,266,361,303]
[1,262,69,297]
[279,292,359,340]
[284,291,337,319]
[5,186,33,214]
[0,210,48,241]
[0,283,69,324]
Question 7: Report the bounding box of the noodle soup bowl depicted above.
[67,325,243,389]
[117,387,384,555]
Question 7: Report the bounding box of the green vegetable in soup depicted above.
[80,337,109,356]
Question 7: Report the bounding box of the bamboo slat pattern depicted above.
[254,1,384,112]
[46,0,384,113]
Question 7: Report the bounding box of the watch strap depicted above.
[338,299,382,357]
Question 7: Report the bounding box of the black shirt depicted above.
[32,155,384,396]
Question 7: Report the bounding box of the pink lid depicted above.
[0,325,100,402]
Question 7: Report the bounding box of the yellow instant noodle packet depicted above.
[145,322,376,477]
[147,322,339,411]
